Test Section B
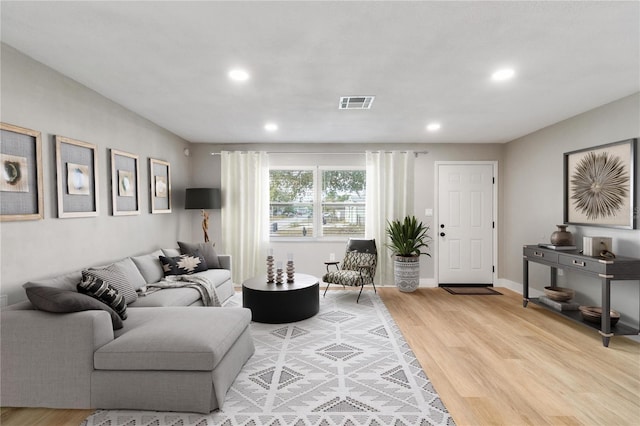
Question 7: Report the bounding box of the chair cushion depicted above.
[323,270,370,287]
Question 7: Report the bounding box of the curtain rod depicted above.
[209,151,428,156]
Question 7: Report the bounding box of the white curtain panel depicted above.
[221,151,270,284]
[365,151,415,286]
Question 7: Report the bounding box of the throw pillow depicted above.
[161,248,181,257]
[159,252,208,276]
[131,250,165,284]
[86,262,138,304]
[26,286,123,330]
[78,271,128,320]
[178,241,221,269]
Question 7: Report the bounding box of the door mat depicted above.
[443,286,502,295]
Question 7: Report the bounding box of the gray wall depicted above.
[188,142,504,283]
[0,44,193,304]
[503,93,640,327]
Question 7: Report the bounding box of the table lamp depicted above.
[185,188,221,242]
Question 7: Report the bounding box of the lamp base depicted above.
[201,210,210,243]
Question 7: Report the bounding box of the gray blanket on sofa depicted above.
[143,274,221,307]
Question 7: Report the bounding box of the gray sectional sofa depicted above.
[0,246,255,414]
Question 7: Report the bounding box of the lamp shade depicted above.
[185,188,221,209]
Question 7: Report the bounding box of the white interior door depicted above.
[437,163,494,285]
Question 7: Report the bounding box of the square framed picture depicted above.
[564,138,637,229]
[111,149,141,216]
[0,122,44,221]
[55,135,99,218]
[149,158,171,213]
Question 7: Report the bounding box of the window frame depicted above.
[269,165,366,241]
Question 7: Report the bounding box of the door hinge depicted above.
[492,177,495,184]
[492,221,495,229]
[493,265,495,273]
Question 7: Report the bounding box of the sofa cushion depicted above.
[159,252,208,276]
[162,248,181,257]
[178,241,221,269]
[192,268,231,289]
[25,286,123,329]
[131,250,164,284]
[23,270,83,292]
[127,288,202,307]
[78,272,128,320]
[94,307,252,371]
[87,259,141,304]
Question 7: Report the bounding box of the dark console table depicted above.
[522,245,640,347]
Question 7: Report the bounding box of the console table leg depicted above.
[523,258,529,308]
[600,278,612,347]
[599,332,613,347]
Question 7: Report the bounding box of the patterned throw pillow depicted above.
[159,251,208,276]
[78,271,128,320]
[86,262,138,304]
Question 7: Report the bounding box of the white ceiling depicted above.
[1,1,638,144]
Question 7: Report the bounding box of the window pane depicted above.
[321,170,366,236]
[269,170,314,237]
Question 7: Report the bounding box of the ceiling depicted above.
[1,1,638,144]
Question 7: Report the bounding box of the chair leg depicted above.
[323,282,331,297]
[357,282,365,303]
[371,280,377,294]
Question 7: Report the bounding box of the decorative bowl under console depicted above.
[543,286,575,302]
[579,306,620,326]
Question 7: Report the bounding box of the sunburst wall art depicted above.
[564,139,637,229]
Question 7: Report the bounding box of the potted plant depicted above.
[386,215,431,292]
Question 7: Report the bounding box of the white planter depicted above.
[394,256,420,292]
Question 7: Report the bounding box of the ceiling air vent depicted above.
[339,96,375,110]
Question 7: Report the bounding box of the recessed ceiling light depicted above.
[491,68,515,81]
[426,122,441,132]
[228,69,249,82]
[264,123,278,132]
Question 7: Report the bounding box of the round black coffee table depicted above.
[242,273,320,323]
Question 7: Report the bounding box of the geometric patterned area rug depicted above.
[82,291,455,426]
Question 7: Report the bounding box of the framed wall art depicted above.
[111,149,141,216]
[0,123,44,221]
[56,135,99,218]
[564,138,637,229]
[149,157,171,214]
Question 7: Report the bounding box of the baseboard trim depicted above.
[496,278,545,298]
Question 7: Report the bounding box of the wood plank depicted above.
[379,287,640,426]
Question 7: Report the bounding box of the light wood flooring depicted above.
[1,287,639,425]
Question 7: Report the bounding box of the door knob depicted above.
[440,232,446,237]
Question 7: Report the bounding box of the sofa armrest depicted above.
[0,309,114,408]
[218,254,232,271]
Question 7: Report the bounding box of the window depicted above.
[269,168,366,238]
